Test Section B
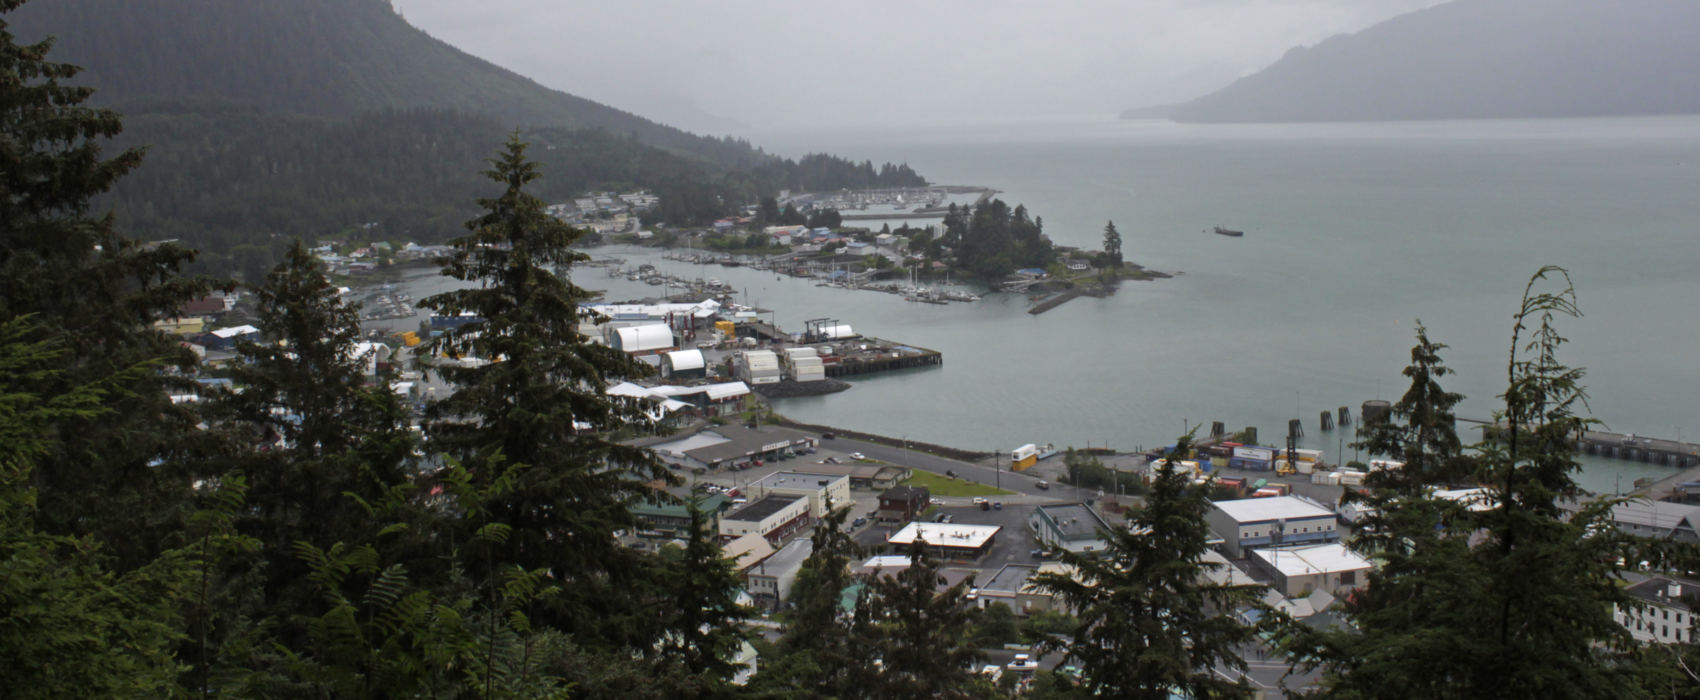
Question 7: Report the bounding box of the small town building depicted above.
[608,324,676,356]
[887,522,1002,559]
[877,485,930,523]
[204,324,260,350]
[1206,495,1340,557]
[1617,575,1700,644]
[1248,543,1372,598]
[646,424,817,472]
[630,494,730,540]
[661,349,707,380]
[1589,499,1700,542]
[794,463,911,490]
[1029,503,1114,555]
[746,471,852,518]
[721,532,776,575]
[746,538,813,607]
[719,494,811,546]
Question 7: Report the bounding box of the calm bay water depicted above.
[421,117,1700,494]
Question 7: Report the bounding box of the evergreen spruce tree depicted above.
[652,504,755,683]
[755,500,867,695]
[0,318,199,697]
[1353,323,1470,492]
[864,538,981,699]
[220,241,416,562]
[1034,434,1259,699]
[418,134,670,645]
[0,0,209,567]
[1102,220,1123,268]
[1287,268,1646,698]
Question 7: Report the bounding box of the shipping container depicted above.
[1234,446,1276,462]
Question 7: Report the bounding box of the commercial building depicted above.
[887,522,1001,559]
[878,485,930,523]
[1206,495,1339,557]
[1248,543,1372,598]
[1029,503,1114,555]
[719,494,811,546]
[647,424,817,472]
[797,463,908,490]
[1617,576,1700,644]
[630,494,730,540]
[747,471,852,518]
[736,349,782,385]
[746,538,813,607]
[1580,499,1700,542]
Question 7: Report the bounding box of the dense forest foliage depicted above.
[102,104,922,280]
[939,200,1057,280]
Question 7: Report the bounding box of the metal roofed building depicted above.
[747,538,813,607]
[1617,575,1700,644]
[1029,503,1114,555]
[630,494,730,540]
[648,424,817,472]
[1248,543,1372,598]
[887,522,1002,559]
[719,494,810,545]
[608,324,676,356]
[1597,499,1700,542]
[793,463,911,490]
[1207,495,1340,557]
[660,349,707,380]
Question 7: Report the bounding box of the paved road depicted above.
[827,435,1056,498]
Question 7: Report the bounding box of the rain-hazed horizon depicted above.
[390,0,1446,133]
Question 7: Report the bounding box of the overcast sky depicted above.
[391,0,1446,132]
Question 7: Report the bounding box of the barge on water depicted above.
[1213,226,1244,237]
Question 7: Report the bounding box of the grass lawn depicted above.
[903,470,1013,497]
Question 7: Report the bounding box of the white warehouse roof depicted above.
[211,324,259,338]
[888,522,1001,549]
[664,349,705,371]
[613,324,674,352]
[1250,543,1371,577]
[1212,495,1335,523]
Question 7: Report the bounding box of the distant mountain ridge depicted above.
[1129,0,1700,123]
[7,0,766,167]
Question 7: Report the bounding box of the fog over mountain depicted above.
[1141,0,1700,123]
[392,0,1446,130]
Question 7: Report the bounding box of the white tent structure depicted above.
[608,324,675,354]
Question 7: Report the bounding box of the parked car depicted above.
[1007,654,1038,673]
[852,517,867,528]
[980,502,990,511]
[1036,481,1050,490]
[971,497,989,505]
[849,452,865,460]
[821,432,836,440]
[992,502,1003,510]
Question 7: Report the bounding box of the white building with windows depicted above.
[1618,576,1699,644]
[1206,495,1339,557]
